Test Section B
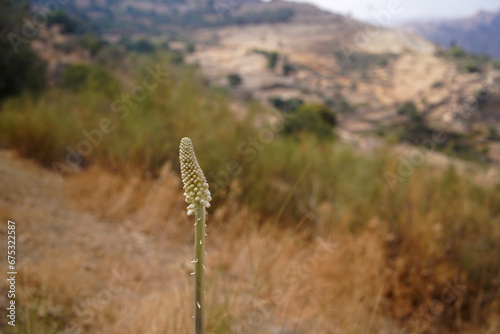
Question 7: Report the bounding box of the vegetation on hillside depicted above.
[435,42,498,74]
[0,0,47,102]
[33,0,295,34]
[0,51,499,332]
[333,51,397,80]
[375,102,491,162]
[1,2,499,332]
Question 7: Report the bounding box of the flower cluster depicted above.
[179,137,212,215]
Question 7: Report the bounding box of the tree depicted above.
[47,10,78,34]
[0,0,47,102]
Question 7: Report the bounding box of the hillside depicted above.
[28,0,500,164]
[401,8,500,58]
[179,1,500,163]
[1,1,500,333]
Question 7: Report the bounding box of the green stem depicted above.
[194,203,206,334]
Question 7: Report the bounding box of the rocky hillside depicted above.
[182,1,500,161]
[29,0,500,162]
[401,8,500,58]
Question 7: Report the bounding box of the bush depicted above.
[129,39,156,53]
[475,89,489,110]
[332,51,396,80]
[326,97,354,113]
[441,43,488,73]
[94,45,126,68]
[228,8,295,25]
[283,103,336,139]
[379,101,489,162]
[186,42,195,53]
[387,102,430,143]
[282,61,295,76]
[267,52,279,69]
[46,10,78,34]
[61,64,91,92]
[269,97,303,112]
[462,58,481,73]
[61,64,120,96]
[0,93,79,166]
[166,51,183,64]
[488,125,500,140]
[227,73,242,87]
[81,33,105,56]
[449,44,467,58]
[397,101,418,116]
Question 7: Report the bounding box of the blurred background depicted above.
[0,0,499,333]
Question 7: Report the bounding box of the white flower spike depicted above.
[179,137,212,215]
[179,137,209,334]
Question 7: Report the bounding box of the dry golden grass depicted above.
[1,149,499,334]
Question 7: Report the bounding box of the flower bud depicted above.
[179,137,211,213]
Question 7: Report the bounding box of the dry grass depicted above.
[0,150,392,334]
[2,149,498,333]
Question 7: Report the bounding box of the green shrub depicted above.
[186,42,196,53]
[229,8,295,25]
[488,125,500,140]
[461,58,481,73]
[130,39,156,53]
[61,64,91,92]
[441,44,488,73]
[474,89,489,110]
[81,33,105,56]
[0,55,244,175]
[282,62,295,76]
[0,93,79,166]
[269,97,303,112]
[227,73,242,87]
[118,36,132,48]
[283,103,336,139]
[493,59,500,70]
[397,101,418,116]
[46,10,78,34]
[267,52,279,69]
[166,51,184,64]
[332,51,396,78]
[94,45,126,68]
[449,44,467,58]
[61,64,121,96]
[325,97,354,113]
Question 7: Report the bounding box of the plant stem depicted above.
[194,203,206,334]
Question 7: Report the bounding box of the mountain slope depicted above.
[401,8,500,58]
[187,1,500,139]
[26,0,500,162]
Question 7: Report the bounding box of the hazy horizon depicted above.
[288,0,500,24]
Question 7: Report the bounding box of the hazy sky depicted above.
[288,0,500,23]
